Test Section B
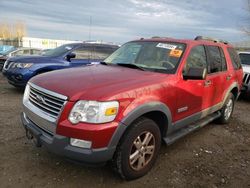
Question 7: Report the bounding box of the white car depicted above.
[238,51,250,96]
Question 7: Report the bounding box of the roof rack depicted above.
[194,36,229,45]
[151,36,173,39]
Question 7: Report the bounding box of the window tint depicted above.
[228,48,242,69]
[42,44,75,57]
[23,49,30,55]
[92,46,116,59]
[31,49,41,55]
[72,46,93,59]
[206,46,222,73]
[239,53,250,65]
[184,45,207,73]
[219,48,227,71]
[13,49,30,56]
[105,42,186,74]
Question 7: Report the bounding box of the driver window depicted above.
[184,45,207,74]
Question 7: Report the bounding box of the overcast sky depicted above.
[0,0,249,43]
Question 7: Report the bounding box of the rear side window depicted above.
[184,45,207,73]
[72,46,93,59]
[219,48,227,71]
[31,49,41,55]
[206,46,224,73]
[92,46,116,59]
[228,48,242,69]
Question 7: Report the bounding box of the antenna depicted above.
[88,16,92,41]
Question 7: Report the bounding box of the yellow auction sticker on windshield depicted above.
[169,49,183,57]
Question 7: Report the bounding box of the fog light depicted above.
[70,138,92,149]
[15,74,23,80]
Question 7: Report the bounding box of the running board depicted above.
[163,111,221,145]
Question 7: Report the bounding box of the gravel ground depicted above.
[0,74,250,188]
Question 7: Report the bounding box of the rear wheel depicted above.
[217,93,235,124]
[112,117,161,180]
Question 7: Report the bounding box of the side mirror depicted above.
[183,67,207,80]
[66,52,76,61]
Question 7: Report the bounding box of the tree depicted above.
[0,21,26,39]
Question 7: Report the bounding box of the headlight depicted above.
[12,63,33,68]
[23,84,30,103]
[69,100,119,124]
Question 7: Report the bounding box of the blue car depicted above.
[2,43,118,87]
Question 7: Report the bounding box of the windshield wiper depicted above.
[116,63,145,71]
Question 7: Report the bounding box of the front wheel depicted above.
[112,117,161,180]
[217,93,235,124]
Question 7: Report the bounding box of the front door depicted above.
[69,46,92,66]
[175,45,213,122]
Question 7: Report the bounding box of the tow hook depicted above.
[26,129,33,140]
[25,129,42,147]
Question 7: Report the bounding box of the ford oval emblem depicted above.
[36,94,45,104]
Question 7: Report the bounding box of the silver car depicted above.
[238,51,250,96]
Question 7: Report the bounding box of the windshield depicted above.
[0,45,14,53]
[104,41,186,73]
[42,44,76,57]
[0,47,16,56]
[239,53,250,65]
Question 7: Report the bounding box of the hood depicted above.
[242,64,250,74]
[8,55,59,64]
[30,64,170,101]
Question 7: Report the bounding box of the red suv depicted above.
[21,36,243,180]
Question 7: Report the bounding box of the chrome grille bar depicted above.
[243,73,250,85]
[28,84,67,119]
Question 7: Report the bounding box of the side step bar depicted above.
[163,111,221,145]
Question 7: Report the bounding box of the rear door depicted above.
[205,45,231,106]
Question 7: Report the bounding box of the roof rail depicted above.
[194,36,229,45]
[151,36,173,39]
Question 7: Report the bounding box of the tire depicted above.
[112,117,161,180]
[217,93,235,124]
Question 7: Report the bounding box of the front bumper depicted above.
[21,112,116,165]
[2,68,35,87]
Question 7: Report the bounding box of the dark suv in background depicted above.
[2,43,119,87]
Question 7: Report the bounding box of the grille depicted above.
[243,73,250,85]
[0,59,5,64]
[28,85,66,118]
[3,61,13,70]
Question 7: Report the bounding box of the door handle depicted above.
[204,80,212,87]
[226,75,232,81]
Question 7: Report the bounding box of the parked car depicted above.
[0,45,15,54]
[21,36,242,180]
[0,47,42,71]
[238,51,250,97]
[2,43,118,87]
